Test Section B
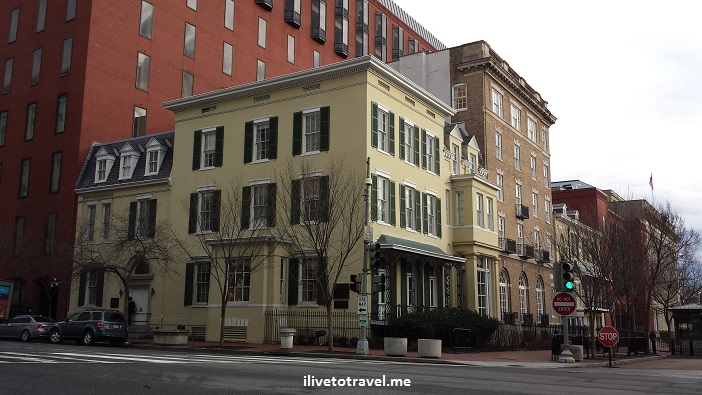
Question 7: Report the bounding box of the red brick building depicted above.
[0,0,443,318]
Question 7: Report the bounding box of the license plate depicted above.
[111,324,120,329]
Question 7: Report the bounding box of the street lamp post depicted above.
[356,157,371,355]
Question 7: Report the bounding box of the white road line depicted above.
[51,352,190,364]
[0,352,60,363]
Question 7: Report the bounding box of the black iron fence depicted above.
[264,309,360,346]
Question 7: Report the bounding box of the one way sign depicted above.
[357,295,368,315]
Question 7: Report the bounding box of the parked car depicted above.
[50,309,128,346]
[0,315,56,342]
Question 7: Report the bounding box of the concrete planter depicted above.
[568,345,584,361]
[418,339,442,358]
[384,337,407,356]
[152,329,189,345]
[279,328,296,349]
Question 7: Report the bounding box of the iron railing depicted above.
[264,309,360,345]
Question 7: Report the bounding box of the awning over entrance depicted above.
[375,234,464,263]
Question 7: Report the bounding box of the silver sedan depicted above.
[0,315,56,342]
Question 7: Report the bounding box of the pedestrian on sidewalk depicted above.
[128,297,136,325]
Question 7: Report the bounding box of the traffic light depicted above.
[562,261,575,291]
[372,243,385,269]
[350,274,362,293]
[372,274,386,293]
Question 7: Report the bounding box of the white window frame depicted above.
[534,229,541,252]
[299,258,318,305]
[253,119,270,162]
[426,193,438,236]
[491,88,503,117]
[518,274,528,318]
[86,204,96,242]
[403,119,415,165]
[258,17,267,48]
[499,270,509,315]
[541,126,548,152]
[498,215,505,249]
[303,108,322,154]
[545,199,551,224]
[527,117,537,142]
[496,173,503,202]
[451,144,459,175]
[135,198,151,240]
[495,131,502,160]
[287,35,295,64]
[487,198,494,231]
[515,183,522,206]
[250,184,268,229]
[513,143,520,171]
[517,223,524,256]
[543,164,549,188]
[256,59,266,81]
[451,83,467,110]
[510,103,521,130]
[405,185,415,230]
[532,192,538,218]
[477,258,490,317]
[536,277,544,317]
[197,189,215,233]
[194,261,210,304]
[429,276,437,307]
[425,131,436,173]
[376,174,389,224]
[376,104,390,153]
[86,270,98,306]
[476,193,484,228]
[228,258,251,302]
[530,155,537,180]
[301,176,322,224]
[455,191,464,226]
[201,128,217,169]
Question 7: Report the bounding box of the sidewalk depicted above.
[126,338,669,368]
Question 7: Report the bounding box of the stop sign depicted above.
[598,326,619,348]
[552,292,577,316]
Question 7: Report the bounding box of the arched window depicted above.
[536,276,544,317]
[499,269,509,320]
[131,256,150,275]
[518,273,528,319]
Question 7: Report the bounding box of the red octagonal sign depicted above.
[552,292,577,316]
[598,326,619,348]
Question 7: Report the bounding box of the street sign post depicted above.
[357,295,368,315]
[598,326,619,367]
[552,292,577,316]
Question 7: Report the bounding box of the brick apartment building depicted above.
[0,0,443,318]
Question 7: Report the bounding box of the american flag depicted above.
[649,174,653,190]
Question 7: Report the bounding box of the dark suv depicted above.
[50,309,128,346]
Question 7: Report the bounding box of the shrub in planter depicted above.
[349,337,359,348]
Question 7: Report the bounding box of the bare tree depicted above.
[175,178,276,347]
[273,158,366,352]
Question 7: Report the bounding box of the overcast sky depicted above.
[399,0,702,236]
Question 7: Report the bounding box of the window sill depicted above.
[196,230,213,235]
[376,221,393,227]
[252,158,271,164]
[199,166,216,171]
[376,148,392,157]
[404,227,418,233]
[425,169,438,176]
[297,302,319,307]
[226,301,250,306]
[301,150,321,157]
[404,159,418,167]
[190,303,209,308]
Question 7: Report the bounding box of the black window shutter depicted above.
[398,118,405,160]
[290,179,301,224]
[434,136,440,175]
[371,102,378,148]
[188,192,198,234]
[288,259,299,305]
[128,202,137,240]
[244,121,253,163]
[320,176,330,222]
[421,129,427,169]
[320,107,330,151]
[388,111,395,155]
[184,263,194,306]
[437,197,442,238]
[389,180,396,225]
[95,269,105,307]
[266,183,277,227]
[415,189,421,232]
[413,126,420,165]
[192,130,202,170]
[370,174,378,221]
[292,112,302,156]
[211,190,221,232]
[147,199,157,238]
[269,117,278,159]
[422,193,428,234]
[77,270,86,306]
[399,184,406,228]
[214,126,224,167]
[241,186,251,230]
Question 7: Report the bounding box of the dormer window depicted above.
[121,156,134,178]
[118,143,140,180]
[94,147,116,184]
[144,137,167,176]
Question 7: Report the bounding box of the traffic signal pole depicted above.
[356,157,371,355]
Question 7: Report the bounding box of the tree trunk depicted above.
[326,302,334,353]
[219,291,227,348]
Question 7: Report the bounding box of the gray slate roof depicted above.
[75,131,174,192]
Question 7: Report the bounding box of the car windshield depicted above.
[34,316,56,323]
[106,312,125,322]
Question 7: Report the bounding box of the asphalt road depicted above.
[1,340,701,394]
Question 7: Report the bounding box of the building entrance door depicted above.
[129,287,149,325]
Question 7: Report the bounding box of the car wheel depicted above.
[81,331,95,346]
[49,330,62,344]
[20,330,31,342]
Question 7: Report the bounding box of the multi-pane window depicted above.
[487,198,494,231]
[425,133,436,173]
[8,8,19,43]
[30,48,42,85]
[287,35,295,64]
[66,0,77,21]
[198,190,216,232]
[201,130,216,168]
[498,215,505,249]
[404,186,416,230]
[49,152,62,193]
[545,200,551,223]
[256,60,265,81]
[534,229,541,252]
[492,88,503,117]
[96,160,107,182]
[543,164,549,188]
[402,119,416,165]
[25,103,37,141]
[376,175,389,223]
[528,118,537,142]
[228,259,251,302]
[451,144,459,175]
[303,110,321,153]
[251,185,268,228]
[225,0,235,30]
[184,23,196,58]
[476,193,484,228]
[510,103,521,130]
[517,223,524,255]
[61,37,73,76]
[86,204,96,242]
[391,25,403,61]
[135,199,153,239]
[133,106,147,137]
[45,212,56,254]
[495,132,502,160]
[195,262,210,303]
[532,192,538,217]
[499,270,509,316]
[136,53,151,91]
[37,0,48,32]
[355,0,369,57]
[311,0,327,43]
[515,183,522,205]
[374,12,387,61]
[3,59,13,94]
[477,258,490,317]
[535,277,544,317]
[257,18,267,48]
[254,120,270,161]
[182,71,194,98]
[452,84,467,110]
[187,0,198,10]
[86,270,98,305]
[0,111,7,146]
[120,155,135,179]
[301,177,322,223]
[300,258,318,303]
[147,150,159,174]
[334,0,350,57]
[513,143,520,170]
[140,1,154,39]
[496,173,503,202]
[455,192,464,226]
[223,42,233,75]
[530,155,536,179]
[518,273,528,318]
[376,106,389,152]
[56,95,68,133]
[426,194,438,236]
[542,127,548,152]
[101,203,111,240]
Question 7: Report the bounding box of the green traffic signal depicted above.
[564,280,575,290]
[562,262,575,291]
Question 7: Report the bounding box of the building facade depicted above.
[0,0,443,318]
